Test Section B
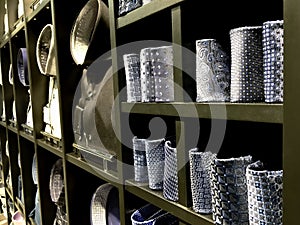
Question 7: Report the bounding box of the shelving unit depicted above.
[0,0,298,225]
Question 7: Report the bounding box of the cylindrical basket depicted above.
[132,136,148,182]
[123,54,142,102]
[163,140,178,202]
[196,39,230,102]
[189,149,216,214]
[262,20,284,103]
[145,138,165,190]
[230,26,264,102]
[209,155,253,225]
[246,161,283,225]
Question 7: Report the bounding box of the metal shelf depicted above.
[26,0,51,23]
[121,102,283,123]
[37,139,63,158]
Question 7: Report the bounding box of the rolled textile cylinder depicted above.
[133,136,148,182]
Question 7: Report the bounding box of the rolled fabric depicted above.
[70,0,110,65]
[189,149,216,214]
[123,53,142,102]
[230,26,264,102]
[17,48,29,86]
[90,183,120,225]
[140,47,155,102]
[209,155,252,225]
[163,140,178,202]
[246,161,283,225]
[262,20,284,103]
[132,136,148,182]
[145,138,165,190]
[196,39,230,102]
[36,24,57,76]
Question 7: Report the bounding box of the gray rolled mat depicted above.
[230,26,264,102]
[262,20,284,103]
[133,136,148,182]
[209,155,252,225]
[246,161,283,225]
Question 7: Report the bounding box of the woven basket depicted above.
[196,39,230,102]
[262,20,284,103]
[145,138,165,190]
[230,26,264,102]
[163,140,178,202]
[189,149,216,214]
[123,54,142,102]
[246,161,283,225]
[132,136,148,182]
[209,155,252,225]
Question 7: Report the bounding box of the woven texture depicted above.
[196,39,230,102]
[210,155,252,225]
[263,20,284,103]
[133,137,148,182]
[124,54,142,102]
[131,203,178,225]
[49,159,65,207]
[118,0,142,16]
[140,46,174,102]
[246,161,283,225]
[17,48,29,86]
[189,149,216,214]
[163,140,178,202]
[230,26,264,102]
[145,138,165,190]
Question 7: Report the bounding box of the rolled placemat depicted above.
[189,149,216,214]
[118,0,142,16]
[140,47,155,102]
[123,53,142,102]
[246,161,283,225]
[262,20,284,103]
[17,48,29,86]
[145,138,165,190]
[132,136,148,182]
[209,155,253,225]
[196,39,230,102]
[230,26,264,102]
[163,140,178,202]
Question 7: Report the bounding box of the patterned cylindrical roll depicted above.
[145,138,165,190]
[132,136,148,182]
[163,140,178,202]
[118,0,142,16]
[151,46,174,102]
[246,161,283,225]
[196,39,230,102]
[209,155,252,225]
[140,47,155,102]
[230,26,264,102]
[189,149,216,214]
[123,54,142,102]
[262,20,284,103]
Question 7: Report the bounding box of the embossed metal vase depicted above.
[210,155,252,225]
[145,138,165,190]
[123,53,142,102]
[189,149,216,214]
[196,39,230,102]
[163,140,178,202]
[230,26,264,102]
[132,136,148,182]
[262,20,284,103]
[246,161,283,225]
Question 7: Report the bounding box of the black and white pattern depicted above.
[118,0,142,16]
[132,136,148,182]
[196,39,231,102]
[124,54,142,102]
[209,155,252,225]
[189,149,216,214]
[163,140,178,202]
[246,161,283,225]
[145,138,165,190]
[230,26,264,102]
[262,20,284,103]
